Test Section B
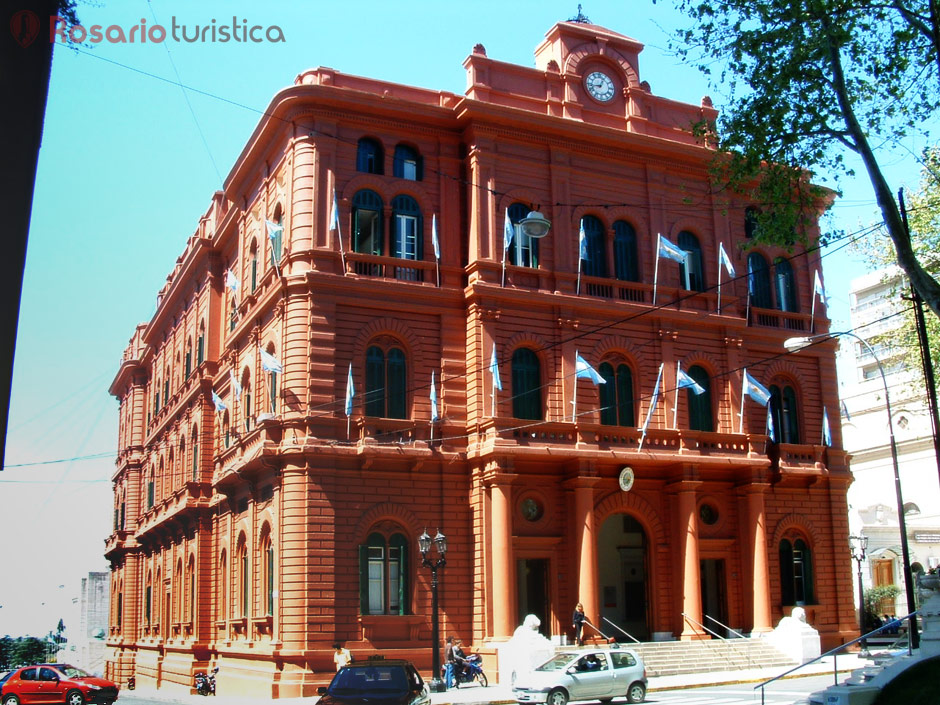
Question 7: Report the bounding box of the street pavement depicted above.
[124,653,866,705]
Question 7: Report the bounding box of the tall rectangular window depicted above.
[368,546,385,614]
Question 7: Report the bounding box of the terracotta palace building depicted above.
[105,18,857,697]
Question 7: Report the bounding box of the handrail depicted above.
[705,613,748,640]
[682,613,751,668]
[601,617,641,644]
[753,608,920,705]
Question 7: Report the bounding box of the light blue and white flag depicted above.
[766,405,776,443]
[331,190,341,232]
[743,369,771,405]
[260,347,283,374]
[489,343,502,391]
[575,352,605,384]
[841,398,851,422]
[345,362,355,417]
[579,219,589,261]
[211,390,227,413]
[638,363,664,450]
[814,269,826,301]
[266,219,284,269]
[719,242,736,278]
[226,269,239,293]
[822,407,832,446]
[503,209,514,251]
[432,213,440,260]
[658,234,688,264]
[430,371,439,422]
[676,367,705,395]
[230,369,242,401]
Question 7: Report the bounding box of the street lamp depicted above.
[785,332,919,648]
[849,534,870,654]
[419,529,447,693]
[502,212,552,286]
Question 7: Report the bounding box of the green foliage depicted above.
[864,584,902,624]
[0,636,50,669]
[662,0,940,318]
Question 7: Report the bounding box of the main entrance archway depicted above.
[597,514,650,642]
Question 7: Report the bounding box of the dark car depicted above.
[317,659,429,705]
[1,664,119,705]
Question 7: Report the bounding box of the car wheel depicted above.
[476,672,488,688]
[626,681,646,703]
[547,688,568,705]
[66,690,85,705]
[600,699,613,703]
[3,695,21,705]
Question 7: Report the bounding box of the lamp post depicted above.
[785,332,919,648]
[419,529,447,692]
[849,534,870,654]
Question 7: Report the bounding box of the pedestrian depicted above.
[444,636,455,689]
[453,638,468,682]
[572,602,587,646]
[333,642,352,671]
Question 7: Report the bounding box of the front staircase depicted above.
[573,637,798,677]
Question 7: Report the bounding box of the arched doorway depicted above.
[598,514,650,641]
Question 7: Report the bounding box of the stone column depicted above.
[566,474,601,627]
[674,480,703,639]
[746,484,773,634]
[487,464,517,638]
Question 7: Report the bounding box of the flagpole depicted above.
[673,361,680,429]
[810,292,817,334]
[739,371,747,434]
[717,249,723,315]
[572,375,578,423]
[745,288,751,326]
[652,234,662,306]
[436,258,441,288]
[333,186,348,276]
[501,245,507,287]
[576,251,583,296]
[638,363,663,452]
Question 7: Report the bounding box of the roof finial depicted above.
[568,4,591,24]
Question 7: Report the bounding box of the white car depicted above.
[513,648,647,705]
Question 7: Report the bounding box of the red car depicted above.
[0,665,118,705]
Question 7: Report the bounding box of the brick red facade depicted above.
[105,20,857,698]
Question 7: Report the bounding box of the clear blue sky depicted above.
[1,0,925,638]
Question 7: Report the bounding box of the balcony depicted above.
[750,306,813,332]
[134,481,213,538]
[345,252,436,284]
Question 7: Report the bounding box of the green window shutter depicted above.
[599,363,616,426]
[359,544,369,614]
[616,365,635,427]
[391,533,408,615]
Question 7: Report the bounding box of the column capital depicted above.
[481,458,518,487]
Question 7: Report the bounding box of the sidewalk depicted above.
[128,653,866,705]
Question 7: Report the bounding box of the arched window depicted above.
[678,231,705,291]
[145,571,153,625]
[365,345,408,419]
[352,189,384,256]
[197,321,205,366]
[154,379,161,416]
[747,253,773,308]
[218,551,227,621]
[265,344,278,415]
[116,590,123,631]
[269,204,283,269]
[770,384,800,444]
[174,558,183,623]
[178,438,185,488]
[391,195,423,263]
[686,365,713,432]
[229,294,237,332]
[185,338,192,379]
[507,202,539,268]
[599,362,635,427]
[613,221,639,282]
[191,426,199,481]
[249,240,258,293]
[745,207,760,239]
[780,537,815,605]
[359,531,409,615]
[774,257,798,312]
[223,410,231,449]
[242,369,253,432]
[357,137,384,175]
[186,555,195,623]
[511,348,542,420]
[580,215,607,278]
[236,534,249,618]
[163,367,170,407]
[147,467,155,509]
[260,527,275,617]
[393,144,422,181]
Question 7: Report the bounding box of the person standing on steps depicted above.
[444,636,456,689]
[572,602,587,646]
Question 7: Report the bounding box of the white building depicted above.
[840,268,940,620]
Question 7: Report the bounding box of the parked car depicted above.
[513,647,647,705]
[317,658,429,705]
[0,664,119,705]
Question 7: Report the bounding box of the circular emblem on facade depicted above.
[700,503,719,525]
[585,70,616,102]
[618,466,635,492]
[521,497,544,522]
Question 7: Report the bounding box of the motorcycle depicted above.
[454,654,488,688]
[194,666,219,696]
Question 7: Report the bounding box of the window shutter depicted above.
[359,544,369,613]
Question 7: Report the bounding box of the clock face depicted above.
[585,71,616,103]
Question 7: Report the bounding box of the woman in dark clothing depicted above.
[572,602,587,646]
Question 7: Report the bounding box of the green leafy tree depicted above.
[663,1,940,318]
[9,636,47,667]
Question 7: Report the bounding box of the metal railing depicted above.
[682,613,752,668]
[753,608,920,705]
[601,617,641,644]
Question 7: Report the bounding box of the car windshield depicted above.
[535,654,578,671]
[55,666,91,679]
[328,665,410,695]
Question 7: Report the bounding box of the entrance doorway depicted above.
[699,559,728,637]
[598,514,650,642]
[517,559,549,634]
